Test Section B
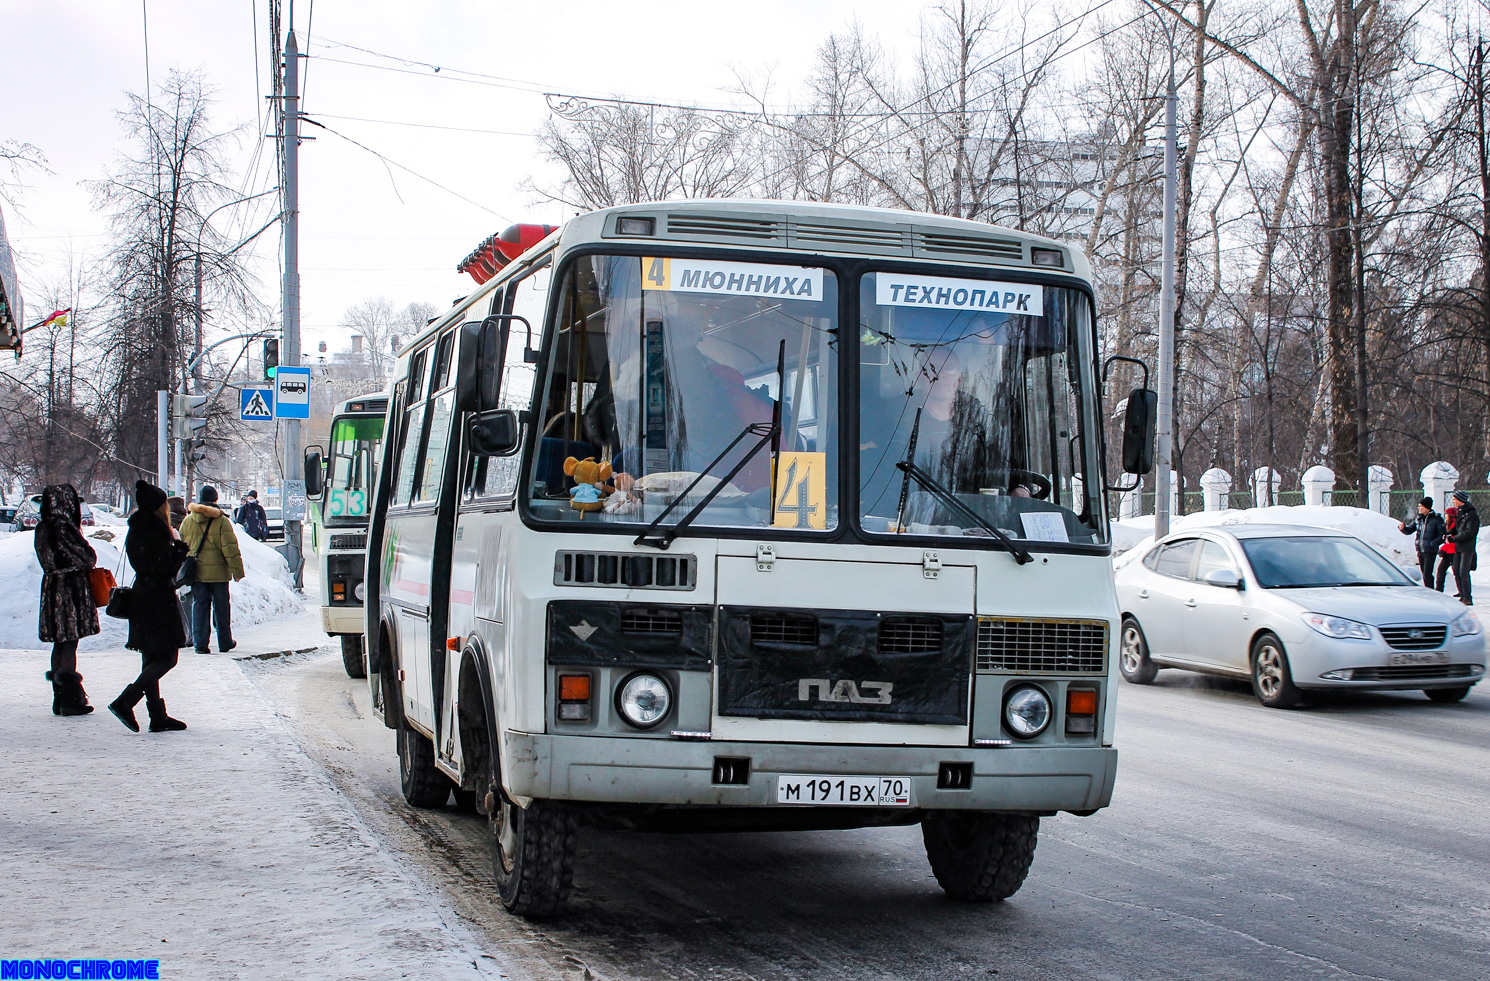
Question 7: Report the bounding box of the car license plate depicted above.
[1389,651,1449,666]
[776,774,914,806]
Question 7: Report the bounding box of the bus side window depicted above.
[391,350,429,507]
[416,331,459,503]
[466,261,551,500]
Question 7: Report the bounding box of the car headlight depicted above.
[353,581,366,602]
[1003,685,1052,739]
[1302,613,1373,640]
[616,673,671,729]
[1452,610,1481,636]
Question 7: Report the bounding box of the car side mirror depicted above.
[1202,568,1243,590]
[469,408,520,457]
[303,445,325,499]
[1122,388,1158,475]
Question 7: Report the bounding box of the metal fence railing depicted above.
[1110,484,1490,522]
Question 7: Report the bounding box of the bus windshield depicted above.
[858,272,1103,544]
[326,414,384,523]
[526,254,839,531]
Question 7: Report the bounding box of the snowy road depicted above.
[254,649,1490,981]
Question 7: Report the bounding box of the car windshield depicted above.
[525,254,839,531]
[857,272,1104,543]
[1240,536,1414,588]
[326,413,384,523]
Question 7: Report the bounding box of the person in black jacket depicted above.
[1450,490,1480,605]
[108,481,190,733]
[1398,497,1447,587]
[33,484,99,715]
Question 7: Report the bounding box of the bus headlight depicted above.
[616,673,671,729]
[353,581,365,602]
[1003,685,1051,739]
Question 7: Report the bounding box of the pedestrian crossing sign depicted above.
[240,387,275,421]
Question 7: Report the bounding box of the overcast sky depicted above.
[4,0,927,358]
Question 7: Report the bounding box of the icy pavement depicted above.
[0,645,518,980]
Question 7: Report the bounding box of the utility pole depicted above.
[1154,30,1178,540]
[280,29,305,587]
[157,390,169,490]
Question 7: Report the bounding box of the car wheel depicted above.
[1423,685,1472,703]
[1250,633,1302,709]
[1119,617,1159,685]
[921,811,1039,901]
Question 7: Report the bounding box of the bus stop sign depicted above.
[275,366,311,419]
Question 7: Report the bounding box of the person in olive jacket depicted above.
[179,485,245,654]
[108,481,189,733]
[1450,490,1480,605]
[33,483,99,715]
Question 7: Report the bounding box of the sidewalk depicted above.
[0,647,514,980]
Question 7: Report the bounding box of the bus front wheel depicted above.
[921,811,1039,901]
[490,769,577,915]
[341,634,366,678]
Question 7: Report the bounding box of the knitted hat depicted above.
[1420,497,1435,509]
[1453,490,1470,504]
[135,480,167,513]
[200,484,219,504]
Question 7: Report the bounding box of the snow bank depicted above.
[0,520,303,652]
[1110,505,1423,574]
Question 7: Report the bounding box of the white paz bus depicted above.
[366,201,1156,916]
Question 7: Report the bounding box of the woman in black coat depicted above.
[33,483,99,715]
[107,481,190,733]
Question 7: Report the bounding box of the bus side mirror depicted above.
[469,408,520,457]
[1122,388,1158,475]
[455,320,484,413]
[304,446,325,499]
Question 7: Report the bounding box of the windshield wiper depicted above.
[633,420,780,550]
[894,460,1034,565]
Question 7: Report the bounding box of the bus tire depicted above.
[398,721,451,808]
[492,795,577,918]
[921,811,1039,902]
[341,634,366,679]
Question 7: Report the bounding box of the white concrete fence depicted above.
[1119,461,1477,516]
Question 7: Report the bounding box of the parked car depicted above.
[0,505,15,528]
[1115,525,1487,707]
[264,507,285,541]
[78,502,94,527]
[11,495,42,531]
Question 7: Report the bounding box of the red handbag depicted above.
[88,567,117,607]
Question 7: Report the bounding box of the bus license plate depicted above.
[776,774,914,806]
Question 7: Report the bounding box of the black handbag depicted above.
[176,520,209,587]
[105,585,133,619]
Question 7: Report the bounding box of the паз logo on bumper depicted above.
[797,679,894,704]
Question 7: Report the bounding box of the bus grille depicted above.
[554,551,697,590]
[666,213,786,243]
[879,616,944,654]
[1379,625,1447,651]
[915,230,1025,262]
[750,613,818,647]
[1348,664,1473,681]
[790,219,911,255]
[620,607,684,634]
[329,533,368,551]
[977,619,1107,674]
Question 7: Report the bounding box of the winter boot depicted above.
[108,684,144,732]
[45,671,61,716]
[146,697,187,733]
[56,671,94,716]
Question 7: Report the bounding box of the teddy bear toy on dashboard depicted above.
[563,456,614,512]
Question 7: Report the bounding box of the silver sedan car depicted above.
[1114,525,1487,707]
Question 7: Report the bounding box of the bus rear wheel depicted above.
[921,811,1039,902]
[341,634,366,678]
[491,794,577,918]
[397,721,452,808]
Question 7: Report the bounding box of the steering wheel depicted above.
[990,469,1053,500]
[542,410,578,438]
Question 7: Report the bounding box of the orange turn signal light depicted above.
[559,674,592,702]
[446,637,460,651]
[1067,689,1098,715]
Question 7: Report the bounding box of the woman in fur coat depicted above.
[33,483,99,715]
[107,481,190,733]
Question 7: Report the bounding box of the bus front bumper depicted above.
[321,607,364,635]
[501,731,1117,814]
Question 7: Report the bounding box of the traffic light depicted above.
[172,393,209,438]
[263,338,280,380]
[186,439,209,464]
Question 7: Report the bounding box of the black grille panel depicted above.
[621,607,683,634]
[977,619,1107,673]
[879,617,944,654]
[1379,625,1448,651]
[750,613,818,647]
[1350,664,1474,681]
[554,551,696,590]
[328,533,368,551]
